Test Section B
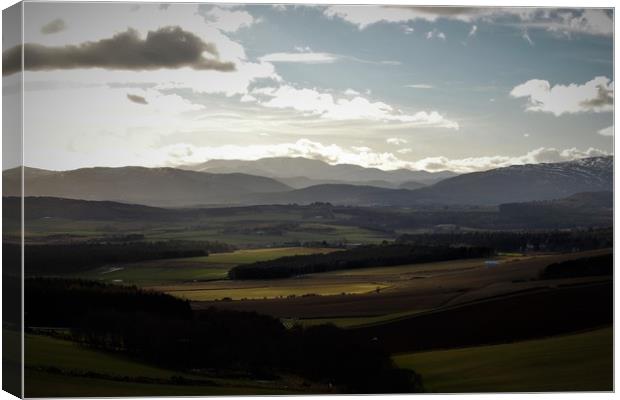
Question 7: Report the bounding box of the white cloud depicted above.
[344,88,361,96]
[259,52,338,64]
[598,126,614,137]
[397,148,413,154]
[402,25,415,34]
[161,139,411,170]
[406,84,434,89]
[323,6,612,37]
[510,76,613,116]
[203,6,255,32]
[522,30,534,45]
[468,25,477,38]
[411,147,610,173]
[387,137,408,145]
[251,85,459,128]
[426,29,446,40]
[523,133,530,137]
[159,141,610,173]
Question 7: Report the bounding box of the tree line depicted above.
[540,253,612,280]
[26,278,422,393]
[228,244,492,280]
[396,228,612,253]
[8,240,234,275]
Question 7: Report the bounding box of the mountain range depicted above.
[2,156,613,207]
[181,157,456,188]
[3,166,290,207]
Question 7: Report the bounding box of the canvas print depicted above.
[2,1,614,397]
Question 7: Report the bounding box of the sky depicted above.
[2,3,614,172]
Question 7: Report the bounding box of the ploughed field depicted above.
[193,249,611,322]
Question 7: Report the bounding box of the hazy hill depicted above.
[275,176,419,190]
[409,157,613,205]
[3,166,291,207]
[248,184,426,206]
[182,157,456,185]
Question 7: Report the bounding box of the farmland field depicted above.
[195,249,612,320]
[394,327,613,393]
[72,247,338,285]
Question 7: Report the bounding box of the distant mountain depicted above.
[409,156,613,205]
[275,176,415,190]
[181,157,456,186]
[3,166,291,207]
[398,180,426,190]
[3,156,612,208]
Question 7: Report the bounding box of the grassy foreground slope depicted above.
[22,333,303,397]
[394,327,612,393]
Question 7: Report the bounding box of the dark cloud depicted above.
[159,4,170,10]
[41,18,66,34]
[581,85,614,108]
[127,93,148,105]
[3,26,235,76]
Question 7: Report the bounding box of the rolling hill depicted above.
[181,157,456,186]
[3,166,291,207]
[409,156,613,205]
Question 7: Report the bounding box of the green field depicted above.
[73,247,338,285]
[394,327,613,393]
[21,332,315,397]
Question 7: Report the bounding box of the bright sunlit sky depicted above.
[2,2,614,172]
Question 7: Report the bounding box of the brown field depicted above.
[193,249,612,322]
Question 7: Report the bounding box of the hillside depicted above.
[182,157,456,185]
[3,166,291,207]
[410,156,613,205]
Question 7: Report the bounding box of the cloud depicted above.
[127,93,148,104]
[203,6,255,32]
[397,148,413,154]
[259,52,339,64]
[598,126,613,137]
[259,50,399,66]
[158,139,609,173]
[250,85,459,128]
[426,29,446,40]
[510,76,614,116]
[323,6,612,37]
[162,139,411,170]
[41,18,67,34]
[344,88,360,96]
[387,137,408,145]
[411,147,610,173]
[522,30,534,45]
[406,84,433,89]
[3,26,235,76]
[468,25,477,38]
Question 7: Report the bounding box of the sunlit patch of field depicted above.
[156,281,389,301]
[394,327,613,393]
